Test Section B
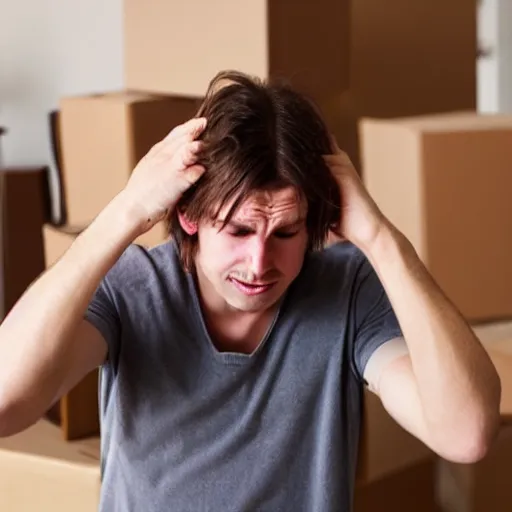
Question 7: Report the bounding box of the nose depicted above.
[248,236,273,279]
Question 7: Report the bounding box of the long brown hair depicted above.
[168,70,341,271]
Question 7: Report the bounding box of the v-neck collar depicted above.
[186,270,288,366]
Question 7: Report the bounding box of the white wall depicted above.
[477,0,512,113]
[0,0,123,220]
[0,0,510,218]
[477,0,499,113]
[497,0,512,112]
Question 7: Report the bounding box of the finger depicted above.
[329,134,343,155]
[163,117,207,143]
[323,153,353,168]
[156,118,206,158]
[323,155,338,164]
[175,140,203,169]
[180,164,206,185]
[323,155,346,169]
[327,136,355,166]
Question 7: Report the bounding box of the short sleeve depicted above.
[84,277,121,368]
[351,257,402,382]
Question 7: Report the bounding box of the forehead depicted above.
[219,186,306,223]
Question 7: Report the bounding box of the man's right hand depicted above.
[0,117,208,437]
[121,116,207,235]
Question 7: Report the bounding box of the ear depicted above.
[177,211,198,235]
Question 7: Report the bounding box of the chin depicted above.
[224,288,284,313]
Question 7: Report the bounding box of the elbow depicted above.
[0,391,31,438]
[0,398,17,438]
[433,411,501,464]
[436,370,502,464]
[439,427,499,464]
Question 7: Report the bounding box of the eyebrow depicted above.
[216,217,306,231]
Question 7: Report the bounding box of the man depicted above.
[0,71,501,511]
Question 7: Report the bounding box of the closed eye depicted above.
[230,229,252,237]
[228,229,301,239]
[274,231,299,239]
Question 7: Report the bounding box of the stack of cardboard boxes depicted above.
[358,111,512,511]
[1,1,510,510]
[0,167,49,319]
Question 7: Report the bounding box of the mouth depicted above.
[228,277,277,296]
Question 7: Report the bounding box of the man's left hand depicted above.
[324,137,389,254]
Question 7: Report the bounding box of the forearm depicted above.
[0,192,142,417]
[364,223,501,457]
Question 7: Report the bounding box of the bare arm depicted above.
[0,117,207,437]
[0,194,140,436]
[325,140,501,464]
[364,226,501,463]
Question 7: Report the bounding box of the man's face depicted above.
[194,186,308,314]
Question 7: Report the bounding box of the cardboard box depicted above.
[42,223,102,440]
[46,368,101,442]
[43,224,82,268]
[474,321,512,419]
[435,323,512,512]
[436,424,512,512]
[124,0,349,100]
[0,419,100,511]
[490,345,512,414]
[135,222,169,249]
[357,389,433,484]
[59,91,201,226]
[487,342,512,420]
[356,320,512,486]
[43,223,168,270]
[360,113,512,321]
[0,167,50,320]
[320,1,477,170]
[42,223,168,440]
[355,459,440,512]
[351,0,476,118]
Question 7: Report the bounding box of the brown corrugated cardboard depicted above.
[59,368,100,441]
[355,459,440,512]
[135,222,169,249]
[59,91,201,226]
[124,0,349,101]
[0,419,100,511]
[487,345,512,420]
[43,223,168,270]
[42,223,167,440]
[43,224,83,268]
[0,167,50,320]
[321,1,477,170]
[41,223,101,439]
[356,320,512,485]
[351,1,476,118]
[436,424,512,512]
[474,321,512,420]
[360,113,512,321]
[357,389,433,484]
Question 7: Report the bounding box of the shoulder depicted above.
[284,241,369,312]
[104,240,186,295]
[301,241,368,285]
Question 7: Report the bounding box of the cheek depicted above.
[275,238,308,276]
[199,232,246,272]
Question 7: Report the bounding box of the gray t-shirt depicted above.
[85,240,402,512]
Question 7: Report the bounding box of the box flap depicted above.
[362,112,512,133]
[0,420,100,511]
[0,419,100,467]
[61,90,156,105]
